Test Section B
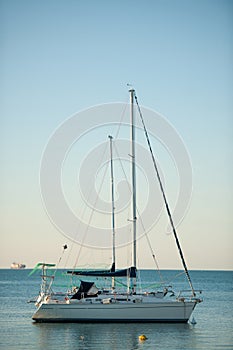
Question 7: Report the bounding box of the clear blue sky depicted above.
[1,0,232,269]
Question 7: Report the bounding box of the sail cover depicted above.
[67,265,136,278]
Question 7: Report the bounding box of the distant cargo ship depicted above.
[11,262,26,269]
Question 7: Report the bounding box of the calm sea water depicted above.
[0,269,232,350]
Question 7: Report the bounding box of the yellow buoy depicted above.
[139,334,147,341]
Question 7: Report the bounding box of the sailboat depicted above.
[32,89,202,322]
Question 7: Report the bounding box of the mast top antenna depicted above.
[127,83,135,92]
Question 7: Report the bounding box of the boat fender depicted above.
[65,296,70,303]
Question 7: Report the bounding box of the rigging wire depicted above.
[67,99,128,273]
[137,213,164,284]
[114,95,129,139]
[134,93,196,297]
[71,142,110,271]
[48,244,68,292]
[113,142,163,283]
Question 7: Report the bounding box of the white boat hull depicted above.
[32,299,197,323]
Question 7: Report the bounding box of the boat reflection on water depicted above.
[33,322,196,350]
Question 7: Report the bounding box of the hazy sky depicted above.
[1,0,232,270]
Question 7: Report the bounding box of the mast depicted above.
[129,88,137,292]
[108,135,116,289]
